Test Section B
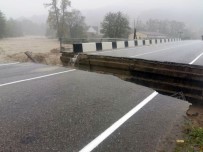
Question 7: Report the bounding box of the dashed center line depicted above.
[130,43,198,57]
[90,45,149,54]
[1,41,202,151]
[0,69,76,87]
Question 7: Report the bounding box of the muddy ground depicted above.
[187,104,203,127]
[0,36,72,65]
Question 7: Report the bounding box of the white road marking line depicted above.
[90,42,195,55]
[79,91,159,152]
[90,42,180,55]
[0,62,20,67]
[189,52,203,65]
[0,69,76,87]
[130,43,198,57]
[90,46,148,55]
[131,48,172,57]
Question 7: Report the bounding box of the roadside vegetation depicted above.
[45,0,87,39]
[175,119,203,151]
[0,10,46,39]
[101,12,130,38]
[135,19,193,40]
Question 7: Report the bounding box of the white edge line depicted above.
[79,91,159,152]
[0,62,20,67]
[0,69,76,87]
[90,42,175,55]
[90,42,197,56]
[130,43,197,57]
[90,46,148,55]
[131,48,169,57]
[80,41,198,152]
[189,52,203,65]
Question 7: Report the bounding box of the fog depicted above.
[1,0,202,23]
[0,0,203,38]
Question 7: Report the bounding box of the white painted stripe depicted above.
[91,42,197,55]
[82,43,97,52]
[131,48,173,57]
[79,91,158,152]
[130,43,198,57]
[0,69,76,87]
[0,62,20,67]
[90,46,149,55]
[189,52,203,65]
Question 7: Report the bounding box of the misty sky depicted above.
[0,0,203,28]
[0,0,202,17]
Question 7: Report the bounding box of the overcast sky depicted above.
[0,0,202,18]
[0,0,203,28]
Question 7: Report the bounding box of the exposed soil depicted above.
[0,36,72,65]
[186,104,203,127]
[156,115,188,152]
[0,36,59,54]
[3,50,62,66]
[156,104,203,152]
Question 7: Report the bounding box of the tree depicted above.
[45,0,71,38]
[45,1,87,39]
[5,19,23,37]
[0,11,6,39]
[19,19,46,36]
[65,9,87,38]
[101,12,130,38]
[138,19,191,38]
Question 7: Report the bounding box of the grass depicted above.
[175,121,203,152]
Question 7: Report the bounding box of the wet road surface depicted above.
[0,40,202,151]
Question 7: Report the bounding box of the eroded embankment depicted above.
[61,52,203,105]
[60,52,203,151]
[0,49,62,66]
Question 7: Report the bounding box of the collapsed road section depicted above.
[61,52,203,104]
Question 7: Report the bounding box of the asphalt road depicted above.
[90,40,203,66]
[0,40,202,152]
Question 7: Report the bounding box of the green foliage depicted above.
[101,12,130,38]
[65,9,87,38]
[188,127,203,146]
[46,0,61,35]
[175,122,203,152]
[19,19,46,36]
[0,10,24,38]
[5,19,23,37]
[45,0,87,39]
[45,0,71,38]
[136,19,194,39]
